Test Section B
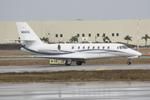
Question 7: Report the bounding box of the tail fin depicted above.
[16,22,42,47]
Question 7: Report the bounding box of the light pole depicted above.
[137,19,141,49]
[47,33,50,43]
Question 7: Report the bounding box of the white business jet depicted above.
[16,22,142,65]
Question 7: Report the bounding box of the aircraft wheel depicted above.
[127,59,132,65]
[65,59,72,66]
[76,61,83,65]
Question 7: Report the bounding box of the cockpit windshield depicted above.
[117,45,128,49]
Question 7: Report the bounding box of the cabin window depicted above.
[77,34,80,37]
[103,46,105,49]
[98,46,100,49]
[83,46,85,49]
[88,46,90,49]
[107,46,110,49]
[97,33,100,37]
[78,46,80,49]
[93,46,95,49]
[72,46,74,49]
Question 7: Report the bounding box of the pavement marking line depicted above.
[96,68,108,71]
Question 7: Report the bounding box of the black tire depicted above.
[76,61,83,65]
[65,60,72,66]
[128,61,131,65]
[127,59,132,65]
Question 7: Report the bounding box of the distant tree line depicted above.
[40,37,50,43]
[40,33,150,47]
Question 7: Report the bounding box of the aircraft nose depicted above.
[129,49,142,57]
[135,51,142,57]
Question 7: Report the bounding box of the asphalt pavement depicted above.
[0,81,150,100]
[0,64,149,73]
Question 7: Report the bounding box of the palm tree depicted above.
[69,35,79,43]
[102,36,111,43]
[141,34,150,46]
[124,35,132,44]
[40,37,49,43]
[18,37,21,43]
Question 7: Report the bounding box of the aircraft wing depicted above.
[0,51,101,60]
[0,54,86,60]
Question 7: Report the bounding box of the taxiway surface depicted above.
[0,64,149,73]
[0,82,150,100]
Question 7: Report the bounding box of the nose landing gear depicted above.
[127,59,132,65]
[76,61,85,65]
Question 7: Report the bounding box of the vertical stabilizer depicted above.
[16,22,42,47]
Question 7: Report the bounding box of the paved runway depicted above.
[0,81,150,100]
[0,64,150,73]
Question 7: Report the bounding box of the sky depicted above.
[0,0,150,20]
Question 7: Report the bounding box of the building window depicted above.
[77,34,80,37]
[116,33,119,36]
[56,34,58,37]
[97,33,100,37]
[60,34,63,37]
[102,33,105,37]
[103,46,105,49]
[72,46,74,49]
[82,33,85,37]
[88,33,91,37]
[107,46,110,49]
[98,46,100,49]
[112,33,114,36]
[88,46,90,49]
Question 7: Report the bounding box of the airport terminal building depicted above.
[0,19,150,46]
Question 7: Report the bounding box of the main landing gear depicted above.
[76,61,85,65]
[65,59,85,66]
[65,59,72,66]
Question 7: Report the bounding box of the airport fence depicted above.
[0,43,21,50]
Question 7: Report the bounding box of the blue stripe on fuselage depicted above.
[21,45,129,56]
